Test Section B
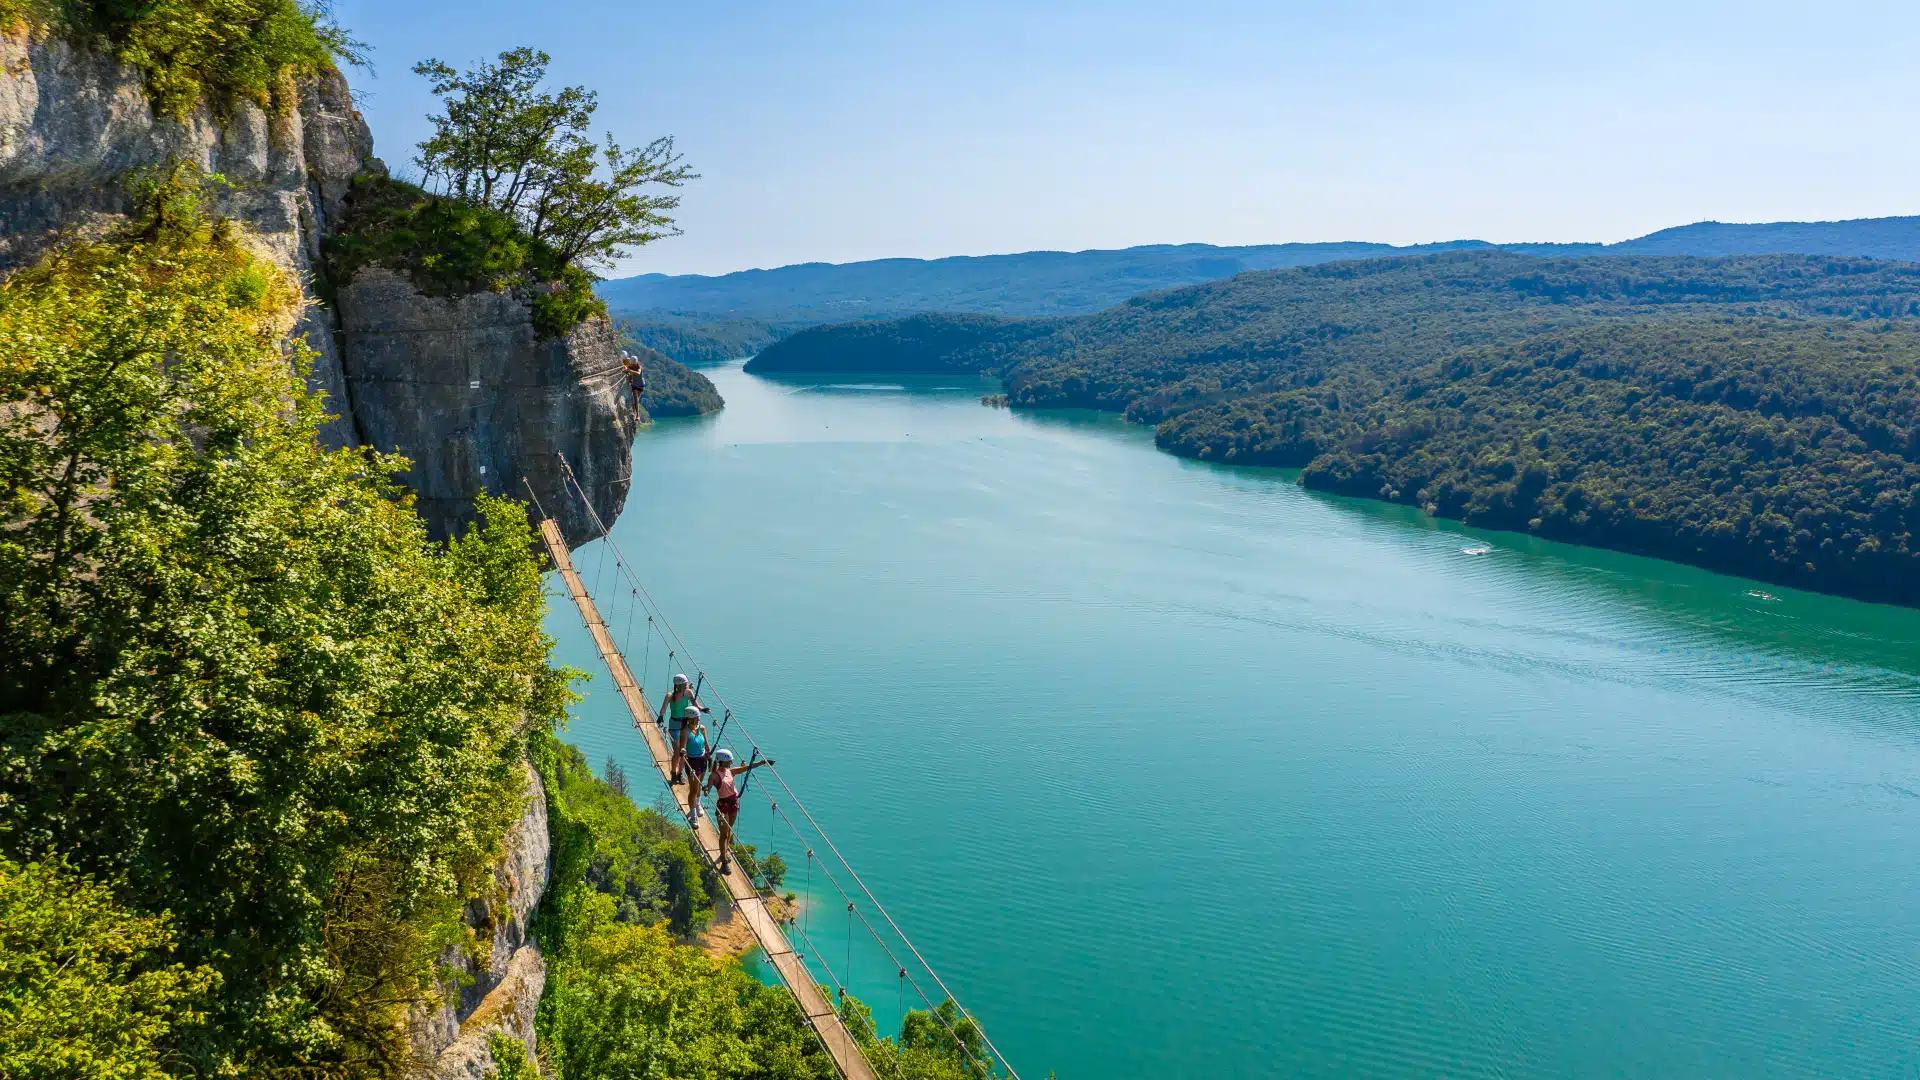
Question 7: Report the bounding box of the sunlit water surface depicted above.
[545,361,1920,1080]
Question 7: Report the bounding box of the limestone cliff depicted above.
[0,29,637,545]
[0,29,369,447]
[338,267,637,546]
[409,761,551,1078]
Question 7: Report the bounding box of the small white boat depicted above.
[1747,590,1778,601]
[1462,544,1493,556]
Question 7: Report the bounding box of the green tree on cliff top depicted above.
[412,47,695,271]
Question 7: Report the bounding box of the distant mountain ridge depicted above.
[600,216,1920,323]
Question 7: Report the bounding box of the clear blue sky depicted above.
[333,0,1920,277]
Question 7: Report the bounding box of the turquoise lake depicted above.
[545,360,1920,1079]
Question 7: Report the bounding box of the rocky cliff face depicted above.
[337,267,638,546]
[0,30,370,447]
[409,761,552,1078]
[0,30,638,543]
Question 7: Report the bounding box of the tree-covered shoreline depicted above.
[749,251,1920,605]
[1160,318,1919,606]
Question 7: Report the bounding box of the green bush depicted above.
[0,855,220,1079]
[531,736,717,938]
[324,175,606,338]
[538,892,838,1080]
[0,0,358,118]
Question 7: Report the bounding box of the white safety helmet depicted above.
[673,673,690,687]
[713,748,735,765]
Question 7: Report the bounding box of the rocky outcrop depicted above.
[0,31,639,539]
[409,761,551,1078]
[336,267,638,547]
[0,30,373,447]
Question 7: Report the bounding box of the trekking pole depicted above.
[738,748,763,800]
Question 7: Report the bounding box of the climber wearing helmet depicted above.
[705,747,773,875]
[662,673,709,783]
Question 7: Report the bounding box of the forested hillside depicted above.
[746,312,1052,374]
[1159,320,1920,605]
[753,251,1920,401]
[996,252,1920,417]
[618,314,800,365]
[751,251,1920,604]
[1603,216,1920,259]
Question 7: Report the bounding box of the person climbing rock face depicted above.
[705,747,773,874]
[663,673,708,782]
[622,350,645,408]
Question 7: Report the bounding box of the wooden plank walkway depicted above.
[539,519,878,1080]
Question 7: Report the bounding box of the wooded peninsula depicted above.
[748,252,1920,606]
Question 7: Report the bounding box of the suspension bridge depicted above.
[530,460,1021,1080]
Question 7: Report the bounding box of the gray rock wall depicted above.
[338,267,638,547]
[0,30,638,542]
[0,31,373,448]
[409,761,551,1078]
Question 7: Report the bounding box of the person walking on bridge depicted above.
[680,717,711,815]
[663,673,709,782]
[705,747,773,875]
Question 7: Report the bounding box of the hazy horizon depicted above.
[335,0,1920,277]
[602,215,1920,281]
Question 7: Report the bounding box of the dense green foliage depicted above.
[754,251,1920,603]
[1161,319,1920,604]
[538,892,840,1080]
[537,887,992,1080]
[0,194,568,1074]
[323,174,605,337]
[0,855,219,1079]
[0,0,359,118]
[323,47,693,338]
[616,315,796,366]
[601,216,1920,326]
[537,738,718,937]
[995,252,1920,418]
[627,344,726,418]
